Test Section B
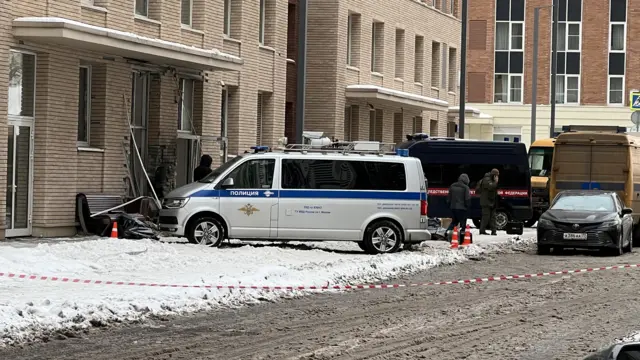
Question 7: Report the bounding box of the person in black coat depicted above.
[193,154,213,182]
[446,173,471,235]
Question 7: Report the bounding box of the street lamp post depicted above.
[458,0,468,139]
[531,2,557,144]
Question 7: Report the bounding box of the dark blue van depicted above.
[396,136,533,230]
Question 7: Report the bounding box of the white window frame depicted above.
[609,22,626,52]
[259,0,266,44]
[564,22,581,52]
[181,0,193,26]
[77,65,91,146]
[135,0,148,17]
[553,74,580,105]
[493,73,522,104]
[509,21,524,51]
[223,0,231,36]
[178,78,195,132]
[607,75,625,105]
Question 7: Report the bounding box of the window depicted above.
[8,51,36,117]
[431,42,441,87]
[422,162,527,190]
[259,0,266,44]
[528,146,554,177]
[395,28,405,78]
[414,35,424,83]
[448,47,457,92]
[412,116,423,134]
[178,78,195,131]
[369,109,382,141]
[371,21,384,73]
[494,0,524,103]
[441,44,447,89]
[221,159,275,189]
[135,0,147,16]
[77,66,91,144]
[609,0,626,105]
[281,159,407,191]
[553,0,582,104]
[347,13,361,67]
[223,0,231,35]
[181,0,192,26]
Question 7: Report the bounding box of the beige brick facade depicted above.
[304,0,461,141]
[0,0,289,238]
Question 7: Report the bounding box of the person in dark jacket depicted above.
[478,168,500,235]
[447,173,471,235]
[193,154,213,182]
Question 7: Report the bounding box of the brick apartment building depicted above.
[299,0,462,143]
[0,0,291,239]
[465,0,635,147]
[0,0,460,240]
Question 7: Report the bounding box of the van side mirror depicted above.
[622,207,633,215]
[221,177,235,189]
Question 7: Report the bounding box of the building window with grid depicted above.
[259,0,266,44]
[494,0,524,103]
[414,35,424,84]
[608,0,626,105]
[552,0,582,104]
[135,0,148,16]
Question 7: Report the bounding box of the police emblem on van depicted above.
[239,204,260,216]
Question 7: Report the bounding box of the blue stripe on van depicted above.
[191,189,422,200]
[556,181,625,191]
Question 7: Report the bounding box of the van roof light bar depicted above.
[283,140,397,155]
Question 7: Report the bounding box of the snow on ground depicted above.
[0,229,536,345]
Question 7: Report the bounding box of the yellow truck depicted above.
[549,126,640,243]
[527,137,555,226]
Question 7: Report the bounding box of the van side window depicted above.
[423,163,528,189]
[221,159,275,189]
[281,159,406,190]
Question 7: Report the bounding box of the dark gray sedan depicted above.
[536,190,634,256]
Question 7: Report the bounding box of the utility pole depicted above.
[295,0,308,144]
[549,0,559,138]
[458,0,468,139]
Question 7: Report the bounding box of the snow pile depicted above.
[615,331,640,343]
[0,231,534,345]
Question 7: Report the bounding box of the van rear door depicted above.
[553,141,628,199]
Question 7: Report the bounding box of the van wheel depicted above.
[187,216,225,247]
[363,220,402,254]
[495,211,510,231]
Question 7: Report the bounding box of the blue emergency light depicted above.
[396,148,409,157]
[251,145,269,153]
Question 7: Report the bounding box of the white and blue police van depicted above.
[158,141,430,254]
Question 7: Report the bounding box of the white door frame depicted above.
[6,49,36,238]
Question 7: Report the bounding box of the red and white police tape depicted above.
[0,263,637,291]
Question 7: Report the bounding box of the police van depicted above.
[158,141,430,254]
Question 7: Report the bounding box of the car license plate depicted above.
[563,233,587,240]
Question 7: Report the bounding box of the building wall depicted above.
[305,0,461,140]
[466,0,635,148]
[1,0,289,238]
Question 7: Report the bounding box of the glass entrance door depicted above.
[6,124,32,237]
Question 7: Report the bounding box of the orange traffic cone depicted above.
[450,226,459,249]
[110,221,118,239]
[461,224,472,247]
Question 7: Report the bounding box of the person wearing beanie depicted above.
[477,168,500,235]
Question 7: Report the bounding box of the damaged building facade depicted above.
[0,0,460,240]
[0,0,288,239]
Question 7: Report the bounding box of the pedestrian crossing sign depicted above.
[631,92,640,110]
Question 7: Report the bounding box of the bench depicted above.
[76,193,147,236]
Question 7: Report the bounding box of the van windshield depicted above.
[528,146,553,177]
[198,155,244,183]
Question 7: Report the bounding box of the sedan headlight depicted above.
[538,218,554,227]
[600,220,620,228]
[163,198,189,209]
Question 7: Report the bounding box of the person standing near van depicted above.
[446,174,471,237]
[193,154,213,182]
[477,168,500,235]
